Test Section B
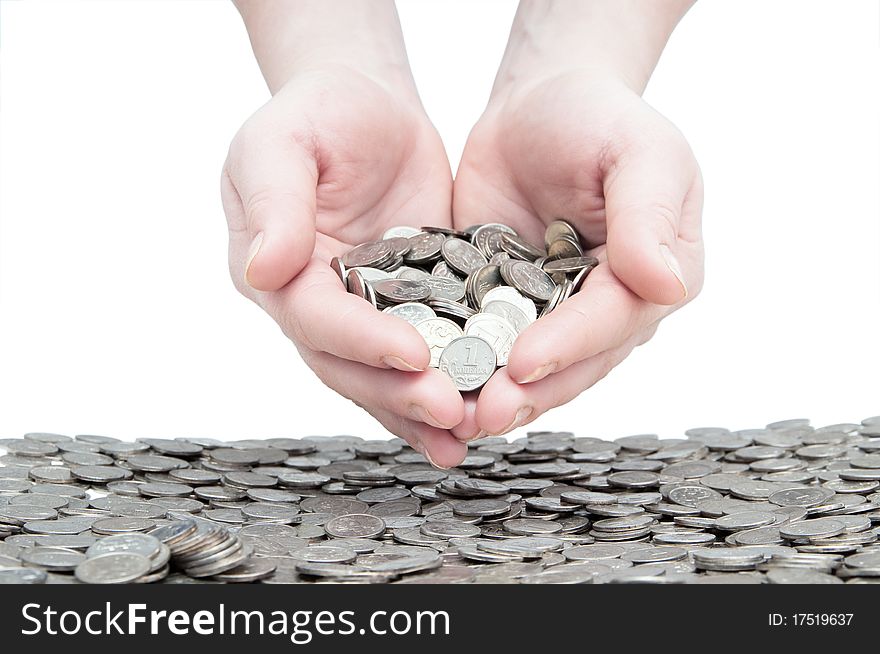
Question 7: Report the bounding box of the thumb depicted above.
[603,147,691,306]
[224,131,317,293]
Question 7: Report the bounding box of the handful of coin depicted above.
[332,220,597,391]
[2,418,879,585]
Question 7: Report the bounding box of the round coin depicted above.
[75,552,152,583]
[438,336,497,391]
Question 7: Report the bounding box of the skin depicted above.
[223,0,704,467]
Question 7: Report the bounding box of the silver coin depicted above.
[500,261,556,303]
[481,300,532,333]
[779,518,846,540]
[414,318,464,368]
[396,266,431,281]
[441,237,488,276]
[0,567,48,584]
[438,336,497,391]
[431,260,463,281]
[544,220,581,250]
[420,275,467,302]
[341,241,394,268]
[466,265,503,307]
[211,557,278,582]
[86,533,161,559]
[349,266,394,283]
[480,286,538,321]
[372,279,431,304]
[464,313,517,366]
[472,223,516,258]
[420,521,482,539]
[383,226,422,240]
[769,487,835,507]
[500,233,546,261]
[714,511,778,531]
[290,545,357,564]
[667,485,723,507]
[20,547,86,571]
[75,552,151,583]
[543,256,599,274]
[404,232,445,264]
[478,537,563,558]
[383,302,437,326]
[324,514,386,539]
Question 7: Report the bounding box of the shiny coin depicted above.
[324,514,386,539]
[463,313,517,365]
[20,547,86,571]
[441,237,488,276]
[438,336,497,391]
[383,302,437,326]
[500,260,556,303]
[372,279,431,304]
[75,552,151,583]
[415,318,463,368]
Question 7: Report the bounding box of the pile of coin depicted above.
[333,221,597,391]
[2,417,880,584]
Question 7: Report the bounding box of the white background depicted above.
[0,1,877,443]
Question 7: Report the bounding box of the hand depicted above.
[452,70,704,439]
[221,44,466,466]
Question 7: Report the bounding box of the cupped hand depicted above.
[221,67,466,466]
[452,73,704,440]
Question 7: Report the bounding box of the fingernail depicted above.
[382,355,424,372]
[244,232,264,288]
[490,406,534,436]
[659,244,688,300]
[409,403,449,429]
[516,362,557,384]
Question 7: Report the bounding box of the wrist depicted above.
[491,0,694,100]
[235,0,418,97]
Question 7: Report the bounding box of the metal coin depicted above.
[383,302,436,326]
[463,313,517,366]
[500,260,556,303]
[341,241,394,269]
[441,237,488,276]
[324,514,386,539]
[75,552,151,583]
[372,279,431,304]
[415,318,464,368]
[438,336,496,391]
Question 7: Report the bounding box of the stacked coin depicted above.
[333,222,598,390]
[1,417,879,584]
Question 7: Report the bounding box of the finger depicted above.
[223,121,318,292]
[367,407,468,469]
[299,348,465,429]
[506,264,664,384]
[476,340,639,436]
[449,392,481,442]
[603,138,697,305]
[267,258,431,371]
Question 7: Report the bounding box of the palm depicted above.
[289,72,452,261]
[454,77,654,245]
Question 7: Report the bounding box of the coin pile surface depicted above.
[2,417,880,584]
[335,221,597,391]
